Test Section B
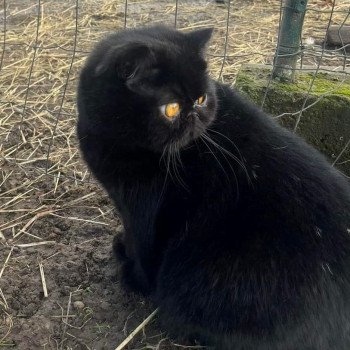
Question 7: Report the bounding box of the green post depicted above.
[273,0,308,81]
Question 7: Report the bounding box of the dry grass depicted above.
[0,0,349,348]
[0,0,349,183]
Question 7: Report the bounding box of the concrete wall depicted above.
[234,64,350,176]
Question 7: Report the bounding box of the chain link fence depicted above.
[0,0,349,184]
[0,1,349,348]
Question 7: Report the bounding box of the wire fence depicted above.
[0,0,349,185]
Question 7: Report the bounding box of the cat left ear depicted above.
[94,42,152,77]
[185,28,213,51]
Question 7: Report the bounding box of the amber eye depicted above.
[160,102,180,120]
[195,94,207,106]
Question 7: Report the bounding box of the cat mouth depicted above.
[169,112,207,148]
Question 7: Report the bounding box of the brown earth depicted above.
[0,171,187,349]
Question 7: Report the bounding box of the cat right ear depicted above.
[94,42,152,77]
[185,28,213,52]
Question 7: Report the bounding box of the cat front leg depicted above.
[112,225,129,263]
[113,225,153,295]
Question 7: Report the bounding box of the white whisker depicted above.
[202,131,252,186]
[200,135,230,182]
[200,134,240,202]
[170,142,188,191]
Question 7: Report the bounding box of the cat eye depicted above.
[195,94,207,106]
[160,102,181,120]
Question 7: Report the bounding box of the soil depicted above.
[0,172,180,350]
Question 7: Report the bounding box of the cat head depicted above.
[78,25,217,153]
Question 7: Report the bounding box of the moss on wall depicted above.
[235,65,350,176]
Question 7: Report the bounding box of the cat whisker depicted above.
[159,143,169,166]
[207,115,251,176]
[202,132,242,168]
[201,131,252,186]
[169,142,189,191]
[174,141,184,170]
[160,143,183,191]
[157,144,171,208]
[206,127,245,164]
[199,135,230,182]
[200,135,240,202]
[166,143,176,185]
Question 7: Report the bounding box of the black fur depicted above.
[77,25,350,349]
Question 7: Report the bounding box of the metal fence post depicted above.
[273,0,308,81]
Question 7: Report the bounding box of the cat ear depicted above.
[94,42,152,77]
[185,28,213,51]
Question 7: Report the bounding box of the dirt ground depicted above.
[1,0,349,349]
[0,170,174,350]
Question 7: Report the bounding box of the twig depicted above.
[0,247,14,280]
[50,213,109,226]
[39,261,48,297]
[60,292,73,350]
[114,309,158,350]
[15,240,56,248]
[13,210,54,239]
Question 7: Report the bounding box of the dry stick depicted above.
[60,292,73,350]
[50,213,109,226]
[65,332,92,350]
[18,232,42,241]
[51,315,76,318]
[39,261,48,297]
[0,205,46,231]
[15,240,56,248]
[13,210,53,239]
[0,287,9,309]
[0,247,14,280]
[0,309,13,346]
[0,188,34,209]
[115,309,159,350]
[61,192,96,207]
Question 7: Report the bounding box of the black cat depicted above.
[77,25,350,349]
